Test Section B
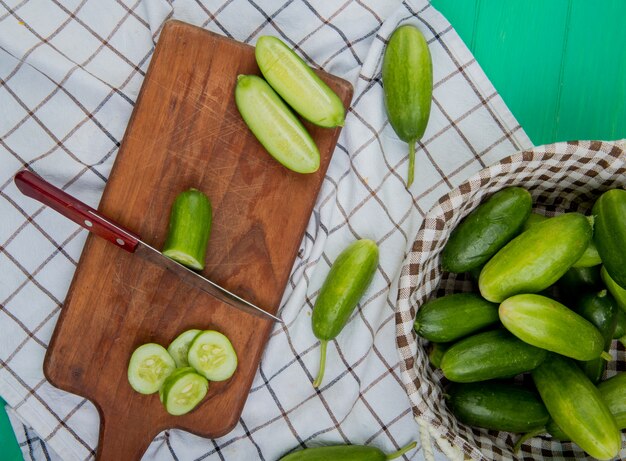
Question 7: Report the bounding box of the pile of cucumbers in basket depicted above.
[414,186,626,459]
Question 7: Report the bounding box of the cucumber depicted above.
[188,330,238,381]
[446,381,549,433]
[532,355,621,460]
[279,441,416,461]
[441,187,532,273]
[556,265,603,301]
[597,372,626,429]
[499,294,606,361]
[440,329,547,383]
[167,329,201,368]
[572,290,618,383]
[159,367,209,416]
[413,293,499,342]
[479,213,592,302]
[127,343,176,394]
[162,189,212,270]
[255,36,345,128]
[427,342,450,368]
[382,25,432,187]
[602,266,626,313]
[521,212,548,232]
[613,308,626,339]
[312,239,378,387]
[235,75,320,174]
[593,189,626,288]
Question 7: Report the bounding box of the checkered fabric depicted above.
[0,0,531,460]
[396,140,626,460]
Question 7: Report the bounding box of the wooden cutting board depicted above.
[43,20,352,461]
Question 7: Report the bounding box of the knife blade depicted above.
[14,169,282,323]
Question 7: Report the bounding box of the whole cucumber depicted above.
[235,75,320,174]
[573,290,618,383]
[441,187,532,273]
[414,293,499,342]
[382,25,432,187]
[479,213,592,302]
[602,266,626,313]
[499,294,606,361]
[312,240,378,387]
[255,36,345,127]
[593,189,626,288]
[532,355,620,460]
[279,441,416,461]
[162,189,212,270]
[446,381,549,433]
[440,329,547,383]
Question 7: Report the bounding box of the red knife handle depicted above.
[14,170,140,252]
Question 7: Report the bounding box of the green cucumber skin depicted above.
[593,189,626,288]
[446,381,549,433]
[427,342,450,368]
[382,25,432,142]
[613,308,626,339]
[521,212,548,232]
[479,213,592,303]
[440,329,547,383]
[499,294,604,361]
[532,355,621,460]
[382,25,432,186]
[162,189,212,270]
[597,373,626,429]
[255,36,345,128]
[312,240,379,340]
[573,290,618,382]
[556,265,603,302]
[235,75,320,174]
[442,187,532,273]
[414,293,499,342]
[602,266,626,313]
[279,446,384,461]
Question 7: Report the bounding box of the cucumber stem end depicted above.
[313,340,328,388]
[601,350,612,361]
[513,427,545,453]
[386,441,417,460]
[407,140,416,188]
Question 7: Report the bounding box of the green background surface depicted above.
[1,1,624,459]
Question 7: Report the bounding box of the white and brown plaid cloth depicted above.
[0,1,531,460]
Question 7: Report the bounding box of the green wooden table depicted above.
[1,1,624,459]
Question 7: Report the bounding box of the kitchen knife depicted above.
[14,169,282,323]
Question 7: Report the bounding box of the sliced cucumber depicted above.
[235,74,320,174]
[255,36,345,127]
[167,329,201,368]
[159,367,209,416]
[188,330,238,381]
[127,343,176,394]
[162,189,212,271]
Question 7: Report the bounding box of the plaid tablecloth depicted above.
[0,1,532,460]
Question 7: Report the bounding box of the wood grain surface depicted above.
[43,20,352,461]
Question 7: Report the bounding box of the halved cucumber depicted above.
[235,74,320,174]
[127,343,176,394]
[167,329,201,368]
[255,36,345,127]
[159,367,209,416]
[188,330,238,381]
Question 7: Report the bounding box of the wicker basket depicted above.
[395,140,626,460]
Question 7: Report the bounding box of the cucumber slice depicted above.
[127,343,176,394]
[167,329,201,368]
[159,367,209,416]
[235,75,320,174]
[188,330,238,381]
[162,189,212,271]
